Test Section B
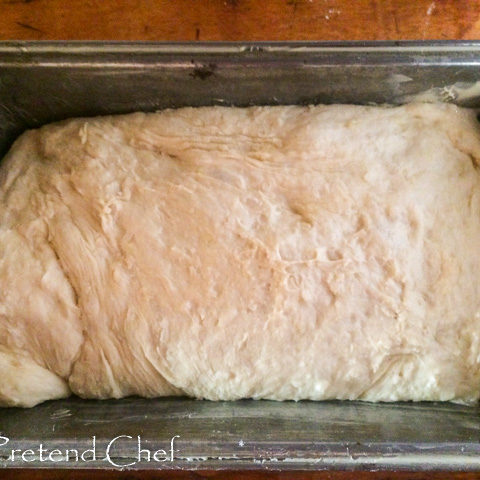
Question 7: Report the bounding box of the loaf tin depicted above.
[1,41,480,472]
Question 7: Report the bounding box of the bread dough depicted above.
[1,103,480,408]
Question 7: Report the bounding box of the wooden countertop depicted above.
[0,0,479,41]
[1,1,480,479]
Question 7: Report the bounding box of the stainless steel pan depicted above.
[1,41,480,472]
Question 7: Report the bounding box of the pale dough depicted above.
[1,103,480,408]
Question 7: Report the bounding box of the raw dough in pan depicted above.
[1,103,480,407]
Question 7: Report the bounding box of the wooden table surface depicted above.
[1,0,480,479]
[0,0,479,41]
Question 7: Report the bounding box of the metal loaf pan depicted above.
[1,41,480,472]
